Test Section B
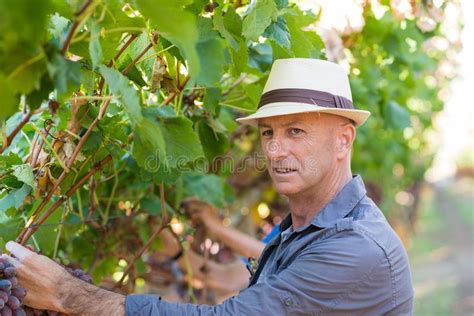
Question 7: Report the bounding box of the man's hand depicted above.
[2,241,70,312]
[3,241,125,315]
[181,199,220,228]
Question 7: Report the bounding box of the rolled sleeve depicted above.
[126,229,400,316]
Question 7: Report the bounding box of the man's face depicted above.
[258,113,342,197]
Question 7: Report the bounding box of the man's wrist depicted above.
[58,274,125,315]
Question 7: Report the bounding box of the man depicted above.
[3,58,414,315]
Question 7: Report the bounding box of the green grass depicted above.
[408,189,444,262]
[413,280,458,316]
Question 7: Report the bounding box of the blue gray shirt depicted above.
[126,175,414,315]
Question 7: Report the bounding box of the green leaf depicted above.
[213,7,239,50]
[183,172,226,208]
[136,0,200,78]
[133,118,167,171]
[47,54,82,97]
[12,164,35,189]
[274,8,325,59]
[99,65,143,125]
[140,194,173,215]
[0,74,18,121]
[203,87,222,116]
[242,0,278,42]
[196,121,229,163]
[0,184,31,212]
[0,153,23,170]
[264,16,291,49]
[230,39,249,76]
[385,101,411,130]
[195,18,227,86]
[31,204,62,255]
[88,20,103,70]
[158,116,204,167]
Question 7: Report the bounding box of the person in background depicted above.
[154,200,279,300]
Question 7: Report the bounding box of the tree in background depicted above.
[0,0,461,301]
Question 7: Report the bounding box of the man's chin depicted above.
[273,183,302,196]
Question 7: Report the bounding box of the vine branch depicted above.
[112,182,169,289]
[19,154,112,244]
[61,0,94,56]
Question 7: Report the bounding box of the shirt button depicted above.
[284,298,293,306]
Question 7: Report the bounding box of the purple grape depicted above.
[0,262,5,272]
[32,308,43,315]
[8,278,17,288]
[79,274,92,283]
[6,296,20,310]
[72,269,84,278]
[0,280,12,292]
[3,268,15,279]
[0,298,5,309]
[12,308,26,316]
[10,288,26,300]
[1,305,13,316]
[0,291,8,302]
[23,307,34,316]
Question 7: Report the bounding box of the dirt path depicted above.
[409,178,474,315]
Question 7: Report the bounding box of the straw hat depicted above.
[236,58,370,127]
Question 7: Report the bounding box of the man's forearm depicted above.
[209,223,265,259]
[59,276,125,316]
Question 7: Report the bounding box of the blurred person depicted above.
[3,59,414,315]
[151,202,280,300]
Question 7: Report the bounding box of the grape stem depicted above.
[60,0,94,56]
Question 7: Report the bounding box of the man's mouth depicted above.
[273,167,297,174]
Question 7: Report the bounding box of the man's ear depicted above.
[336,122,356,159]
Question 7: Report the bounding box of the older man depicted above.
[4,59,414,315]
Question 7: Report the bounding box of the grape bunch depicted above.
[0,257,27,316]
[1,247,93,316]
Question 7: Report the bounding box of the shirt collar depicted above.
[279,175,367,232]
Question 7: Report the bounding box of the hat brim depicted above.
[236,102,370,127]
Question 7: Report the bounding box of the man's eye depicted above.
[289,128,304,135]
[261,130,273,137]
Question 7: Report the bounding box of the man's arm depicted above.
[4,242,125,315]
[183,200,265,259]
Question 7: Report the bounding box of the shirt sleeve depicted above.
[125,229,410,316]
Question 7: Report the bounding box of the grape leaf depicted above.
[197,120,229,163]
[195,18,227,86]
[89,20,103,70]
[242,0,278,42]
[136,0,200,78]
[158,116,204,167]
[213,7,239,50]
[264,16,291,49]
[0,74,18,121]
[47,54,82,98]
[12,164,35,189]
[133,118,167,171]
[183,172,226,208]
[0,184,31,212]
[99,65,143,125]
[385,101,411,130]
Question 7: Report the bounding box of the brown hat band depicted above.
[258,88,354,110]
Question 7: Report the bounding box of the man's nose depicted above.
[264,137,289,160]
